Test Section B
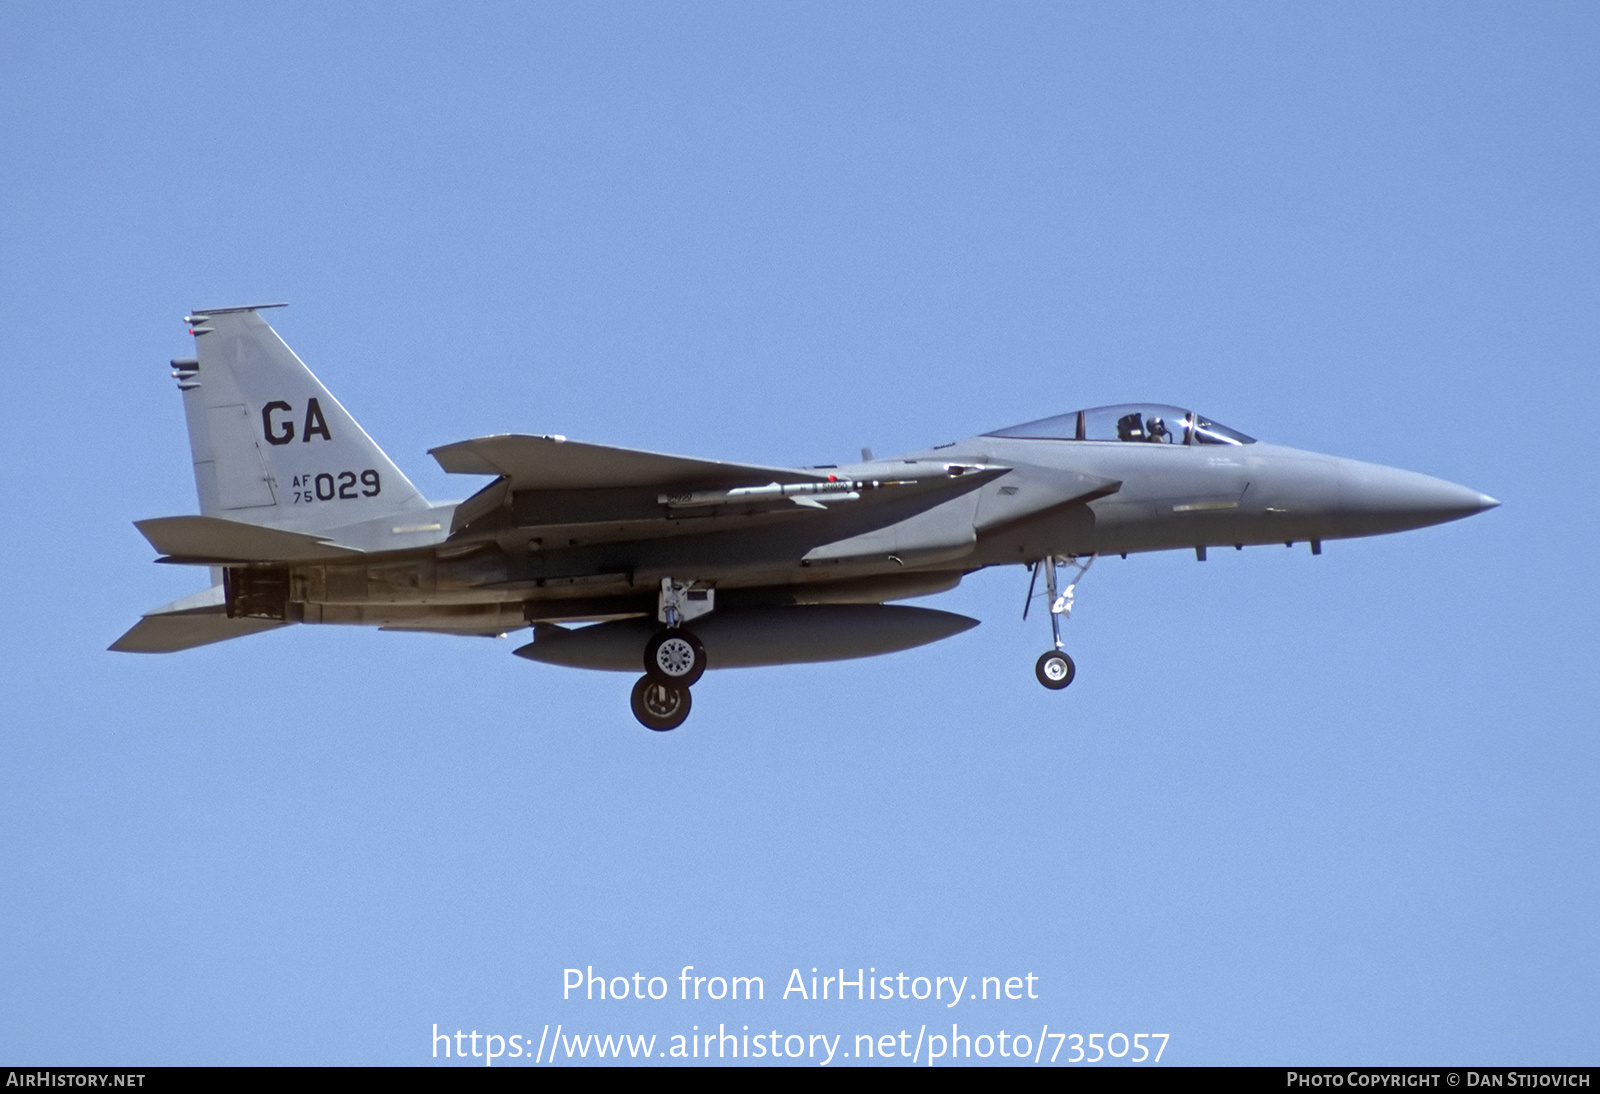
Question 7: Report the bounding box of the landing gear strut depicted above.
[1026,554,1094,691]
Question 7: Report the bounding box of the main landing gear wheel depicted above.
[1035,650,1076,690]
[631,676,692,731]
[644,628,706,687]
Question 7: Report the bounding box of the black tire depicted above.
[644,628,707,686]
[1035,650,1076,690]
[630,675,692,731]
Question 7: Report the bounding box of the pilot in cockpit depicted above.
[1117,411,1171,443]
[985,404,1255,447]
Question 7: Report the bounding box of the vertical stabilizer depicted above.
[173,305,428,531]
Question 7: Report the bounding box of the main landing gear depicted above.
[630,578,712,731]
[1026,554,1094,691]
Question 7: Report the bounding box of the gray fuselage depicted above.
[261,421,1496,634]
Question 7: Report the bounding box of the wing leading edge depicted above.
[429,433,835,490]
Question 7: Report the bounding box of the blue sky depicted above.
[2,1,1595,1065]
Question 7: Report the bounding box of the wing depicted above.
[429,434,832,490]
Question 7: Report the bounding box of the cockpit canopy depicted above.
[985,404,1256,446]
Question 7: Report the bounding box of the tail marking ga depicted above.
[262,398,333,445]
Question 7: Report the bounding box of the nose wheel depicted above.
[631,675,692,731]
[1025,554,1094,691]
[1035,650,1076,689]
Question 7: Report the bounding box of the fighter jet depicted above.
[114,304,1499,730]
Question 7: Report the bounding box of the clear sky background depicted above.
[2,1,1596,1066]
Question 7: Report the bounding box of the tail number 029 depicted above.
[290,470,381,504]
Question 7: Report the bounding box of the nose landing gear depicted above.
[1026,554,1094,691]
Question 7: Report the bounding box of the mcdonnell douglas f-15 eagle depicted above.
[114,305,1499,729]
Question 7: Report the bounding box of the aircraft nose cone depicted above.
[1338,459,1500,534]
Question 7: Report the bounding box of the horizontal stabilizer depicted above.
[109,585,284,653]
[430,434,831,490]
[135,515,361,562]
[514,604,978,672]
